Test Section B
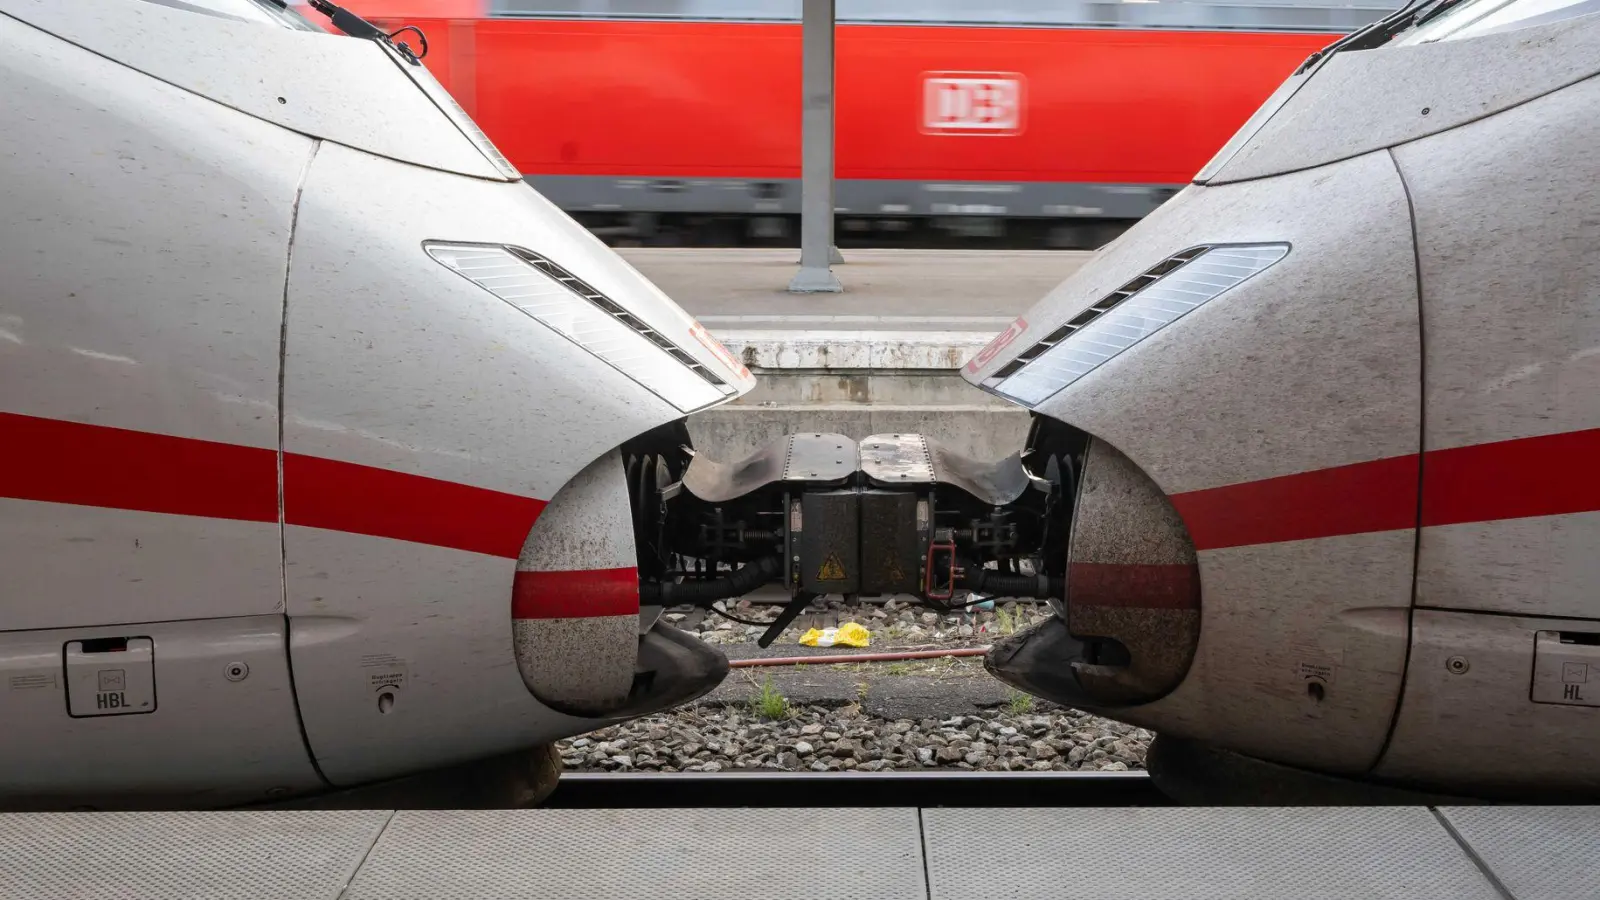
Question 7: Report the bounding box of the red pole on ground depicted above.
[728,647,991,667]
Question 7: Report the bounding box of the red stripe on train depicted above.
[284,454,544,559]
[0,410,545,559]
[0,412,278,523]
[512,567,640,619]
[8,410,1600,558]
[1067,562,1200,610]
[1170,454,1419,551]
[1422,427,1600,528]
[1171,427,1600,551]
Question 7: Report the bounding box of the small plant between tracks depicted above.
[1006,689,1035,715]
[751,676,790,720]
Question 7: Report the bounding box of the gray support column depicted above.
[788,0,843,293]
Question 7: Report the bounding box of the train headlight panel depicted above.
[426,243,731,413]
[988,243,1289,406]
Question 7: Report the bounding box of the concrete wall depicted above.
[686,330,1031,463]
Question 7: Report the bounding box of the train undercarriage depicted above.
[622,418,1076,644]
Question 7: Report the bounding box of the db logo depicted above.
[922,72,1025,136]
[966,317,1027,374]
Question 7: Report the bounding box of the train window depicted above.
[488,0,1405,32]
[1390,0,1599,42]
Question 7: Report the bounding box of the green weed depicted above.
[751,677,790,720]
[994,606,1019,636]
[1005,689,1035,715]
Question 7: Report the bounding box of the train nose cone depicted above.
[986,435,1203,713]
[606,622,731,719]
[984,616,1098,708]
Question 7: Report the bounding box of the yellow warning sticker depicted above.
[817,552,847,582]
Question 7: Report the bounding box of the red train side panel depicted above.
[333,4,1337,239]
[353,16,1329,183]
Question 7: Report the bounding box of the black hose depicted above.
[961,568,1063,600]
[642,556,781,605]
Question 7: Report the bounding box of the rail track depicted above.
[545,770,1170,809]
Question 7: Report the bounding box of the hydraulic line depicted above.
[641,556,781,605]
[960,568,1064,600]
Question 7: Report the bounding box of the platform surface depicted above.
[620,247,1091,324]
[3,804,1596,900]
[619,247,1095,373]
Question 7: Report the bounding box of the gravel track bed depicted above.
[672,597,1056,648]
[562,599,1143,774]
[558,703,1151,774]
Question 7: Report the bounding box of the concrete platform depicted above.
[620,248,1089,321]
[3,805,1595,899]
[621,248,1093,461]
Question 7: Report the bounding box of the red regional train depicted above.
[312,0,1403,247]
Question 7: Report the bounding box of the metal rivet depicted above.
[277,96,287,105]
[1446,656,1469,675]
[224,661,250,682]
[1420,107,1431,115]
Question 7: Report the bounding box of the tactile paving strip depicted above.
[0,810,393,900]
[343,807,927,900]
[923,807,1502,900]
[1439,806,1600,900]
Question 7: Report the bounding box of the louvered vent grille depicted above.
[985,243,1289,406]
[507,248,729,390]
[989,246,1210,382]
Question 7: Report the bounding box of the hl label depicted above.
[1531,630,1600,708]
[922,72,1025,135]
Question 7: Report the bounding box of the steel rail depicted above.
[545,770,1169,808]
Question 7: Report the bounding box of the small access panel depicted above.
[1531,630,1600,707]
[64,637,156,717]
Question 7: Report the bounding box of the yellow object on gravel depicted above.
[797,622,871,648]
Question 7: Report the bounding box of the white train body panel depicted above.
[1376,69,1600,792]
[7,0,506,179]
[976,150,1423,775]
[971,8,1600,796]
[0,0,749,807]
[0,10,303,632]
